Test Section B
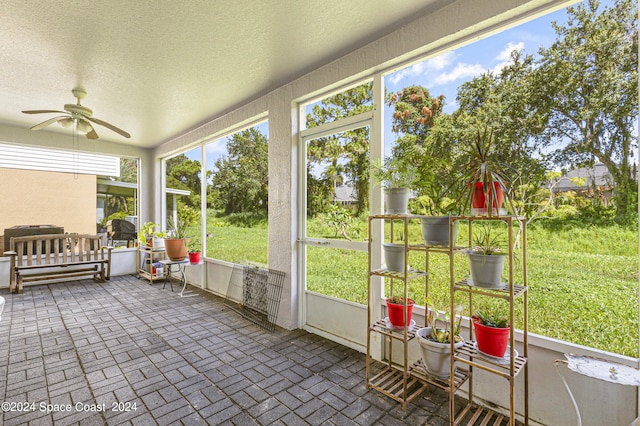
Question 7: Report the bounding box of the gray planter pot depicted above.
[384,187,410,215]
[421,216,458,247]
[416,327,464,378]
[467,251,507,288]
[383,243,405,272]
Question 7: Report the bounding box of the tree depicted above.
[386,85,450,211]
[210,128,268,214]
[306,83,373,215]
[533,0,638,223]
[448,51,549,216]
[166,154,202,208]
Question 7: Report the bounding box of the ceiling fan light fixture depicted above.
[58,117,74,128]
[76,119,93,134]
[22,88,131,139]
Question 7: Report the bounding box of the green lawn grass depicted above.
[204,215,639,357]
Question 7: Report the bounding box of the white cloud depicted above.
[434,62,486,85]
[492,42,525,73]
[388,51,456,85]
[425,51,456,70]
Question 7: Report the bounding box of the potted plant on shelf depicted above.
[416,302,465,378]
[456,124,515,217]
[466,224,507,289]
[418,195,459,247]
[187,239,201,264]
[472,311,510,358]
[371,153,415,215]
[164,215,188,261]
[383,229,406,273]
[385,295,415,329]
[137,222,166,248]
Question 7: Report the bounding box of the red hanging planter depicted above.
[471,181,504,209]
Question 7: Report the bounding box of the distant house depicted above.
[552,163,615,204]
[334,185,357,206]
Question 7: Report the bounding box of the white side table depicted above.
[555,353,640,425]
[160,259,193,297]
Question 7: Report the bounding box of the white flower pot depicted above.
[384,188,410,215]
[383,243,405,272]
[421,216,458,246]
[416,327,464,378]
[467,252,506,288]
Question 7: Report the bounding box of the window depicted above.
[206,121,269,266]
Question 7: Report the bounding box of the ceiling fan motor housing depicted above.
[64,103,93,118]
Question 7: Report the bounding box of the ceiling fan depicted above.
[22,88,131,140]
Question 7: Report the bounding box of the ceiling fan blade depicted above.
[85,124,99,140]
[22,109,67,115]
[87,117,131,138]
[31,116,69,131]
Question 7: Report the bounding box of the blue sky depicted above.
[195,0,614,172]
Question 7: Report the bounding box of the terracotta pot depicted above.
[473,318,510,358]
[471,181,504,209]
[386,298,414,327]
[164,238,186,261]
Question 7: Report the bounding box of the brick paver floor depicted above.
[0,275,461,425]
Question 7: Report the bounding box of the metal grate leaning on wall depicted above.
[224,264,285,332]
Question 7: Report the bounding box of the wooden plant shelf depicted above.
[453,279,527,300]
[455,403,516,426]
[367,366,428,407]
[369,318,418,340]
[455,341,527,378]
[408,359,470,392]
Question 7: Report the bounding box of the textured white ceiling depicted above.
[0,0,447,148]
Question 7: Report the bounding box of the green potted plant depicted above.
[472,310,510,358]
[416,301,465,378]
[371,153,415,215]
[466,224,507,289]
[385,295,415,329]
[456,125,515,216]
[164,215,188,260]
[187,239,201,264]
[418,194,459,247]
[137,222,166,248]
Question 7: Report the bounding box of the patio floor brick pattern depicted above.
[0,275,465,425]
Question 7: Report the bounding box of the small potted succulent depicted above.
[385,295,415,329]
[371,153,415,215]
[187,239,202,264]
[466,224,507,289]
[472,310,510,358]
[416,302,465,378]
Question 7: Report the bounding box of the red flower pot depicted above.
[473,318,510,357]
[386,298,414,327]
[471,181,504,209]
[188,251,201,264]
